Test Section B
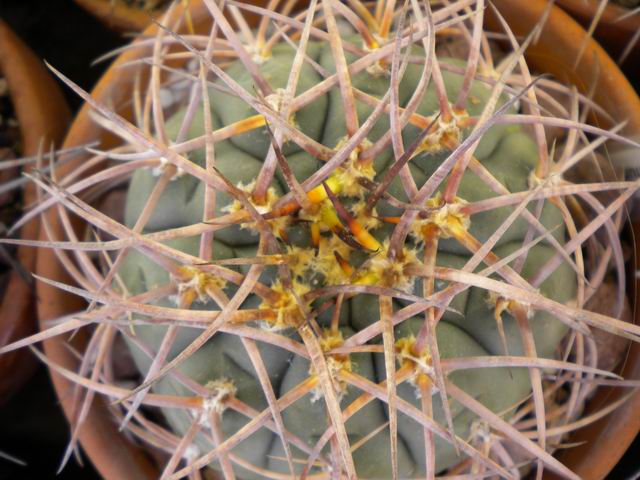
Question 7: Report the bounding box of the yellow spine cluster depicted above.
[310,330,353,403]
[174,266,228,306]
[411,192,470,240]
[395,335,433,395]
[259,280,311,331]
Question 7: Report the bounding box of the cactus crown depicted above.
[2,0,640,479]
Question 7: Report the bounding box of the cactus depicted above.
[120,27,575,478]
[2,0,640,479]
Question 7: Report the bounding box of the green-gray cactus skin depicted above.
[120,38,575,478]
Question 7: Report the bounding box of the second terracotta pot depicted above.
[0,19,71,405]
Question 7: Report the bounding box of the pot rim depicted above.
[556,0,640,33]
[486,5,640,477]
[36,1,640,479]
[0,19,70,403]
[73,0,154,32]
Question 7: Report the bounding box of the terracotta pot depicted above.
[35,4,210,478]
[556,0,640,62]
[0,20,71,405]
[486,3,640,478]
[74,0,155,32]
[73,0,292,32]
[36,0,640,478]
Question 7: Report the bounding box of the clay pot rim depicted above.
[487,2,640,476]
[0,19,70,402]
[73,0,163,32]
[37,1,640,479]
[0,20,71,158]
[556,0,640,33]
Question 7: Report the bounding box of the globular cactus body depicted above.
[121,34,573,477]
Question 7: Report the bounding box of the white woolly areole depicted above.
[159,88,175,109]
[205,380,236,414]
[151,156,185,180]
[259,280,311,331]
[175,274,207,305]
[309,356,350,404]
[400,352,435,399]
[360,240,420,293]
[362,37,389,77]
[528,170,563,189]
[265,88,297,130]
[469,420,492,445]
[395,336,434,398]
[485,291,535,320]
[265,88,288,113]
[222,180,290,235]
[410,194,470,240]
[172,267,227,306]
[330,137,375,198]
[400,353,434,379]
[244,43,271,64]
[183,444,200,462]
[194,379,237,427]
[309,331,352,404]
[414,106,469,154]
